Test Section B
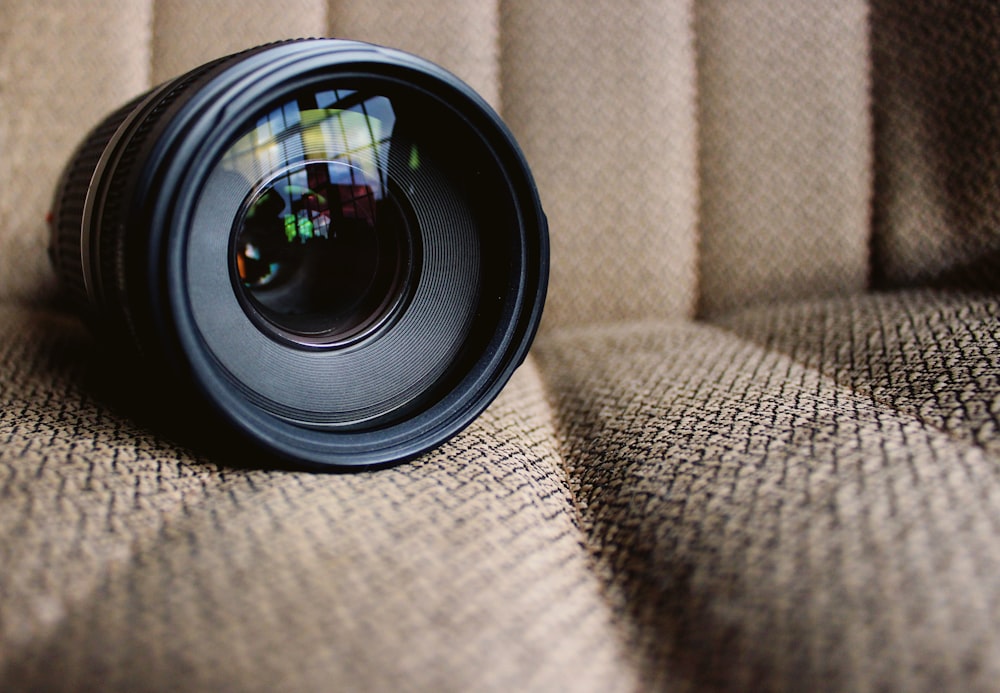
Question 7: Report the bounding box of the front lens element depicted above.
[233,160,413,346]
[228,97,416,347]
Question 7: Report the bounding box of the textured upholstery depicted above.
[694,0,871,316]
[539,290,1000,690]
[870,2,1000,291]
[1,1,998,691]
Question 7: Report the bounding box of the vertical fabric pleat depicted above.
[870,1,1000,291]
[500,0,699,330]
[0,0,153,304]
[151,0,328,84]
[695,0,872,317]
[328,0,501,111]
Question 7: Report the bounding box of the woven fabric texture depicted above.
[0,304,634,692]
[501,0,700,327]
[871,0,1000,291]
[694,0,872,316]
[1,0,999,691]
[3,291,997,691]
[536,290,1000,691]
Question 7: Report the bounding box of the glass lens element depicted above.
[226,93,415,347]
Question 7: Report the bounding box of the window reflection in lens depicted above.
[226,91,413,346]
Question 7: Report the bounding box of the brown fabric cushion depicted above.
[871,0,1000,291]
[694,0,872,317]
[151,0,327,84]
[0,305,633,692]
[500,0,700,328]
[719,290,1000,456]
[0,1,151,305]
[535,289,1000,691]
[3,290,997,690]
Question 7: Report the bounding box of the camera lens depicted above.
[49,39,548,469]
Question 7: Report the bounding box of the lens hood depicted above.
[50,39,548,470]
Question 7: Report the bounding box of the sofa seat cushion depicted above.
[535,289,1000,691]
[1,288,997,691]
[0,305,633,691]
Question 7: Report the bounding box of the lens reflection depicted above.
[227,92,414,347]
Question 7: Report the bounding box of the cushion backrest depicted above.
[870,0,1000,292]
[1,1,996,326]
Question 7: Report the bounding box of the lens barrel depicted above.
[50,39,548,470]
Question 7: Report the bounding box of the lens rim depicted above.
[119,40,548,469]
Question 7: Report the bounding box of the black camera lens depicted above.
[49,39,548,469]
